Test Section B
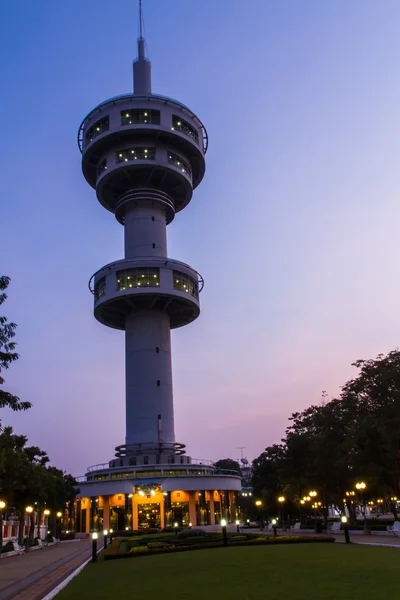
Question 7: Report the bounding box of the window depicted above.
[110,472,134,479]
[157,380,160,387]
[116,147,156,163]
[97,158,107,177]
[163,470,187,476]
[136,470,162,477]
[173,270,198,299]
[156,347,159,353]
[168,152,192,177]
[129,457,137,466]
[172,115,199,144]
[94,277,106,301]
[85,116,109,144]
[143,456,149,465]
[117,267,160,290]
[121,109,160,126]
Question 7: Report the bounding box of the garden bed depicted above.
[104,532,335,560]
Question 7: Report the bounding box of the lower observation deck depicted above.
[90,257,203,330]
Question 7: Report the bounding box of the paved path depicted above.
[0,539,94,600]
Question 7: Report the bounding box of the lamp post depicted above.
[278,496,286,531]
[309,491,318,532]
[341,515,350,544]
[0,500,6,547]
[355,482,368,532]
[235,519,240,533]
[103,529,108,549]
[92,532,98,562]
[221,519,228,547]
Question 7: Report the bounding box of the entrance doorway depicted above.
[138,503,161,529]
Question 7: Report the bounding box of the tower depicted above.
[74,2,240,532]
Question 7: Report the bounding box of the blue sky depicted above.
[1,0,400,476]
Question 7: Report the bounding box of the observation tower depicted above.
[73,2,240,532]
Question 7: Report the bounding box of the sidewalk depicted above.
[0,539,93,600]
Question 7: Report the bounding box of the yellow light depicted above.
[144,149,148,153]
[131,150,135,154]
[0,500,6,510]
[309,491,317,497]
[171,127,174,130]
[119,154,123,157]
[189,522,192,527]
[355,482,366,491]
[235,520,240,525]
[255,500,262,506]
[96,127,100,131]
[92,532,98,540]
[300,500,305,504]
[177,121,181,125]
[104,529,108,536]
[174,522,178,527]
[177,161,180,165]
[126,113,129,117]
[278,496,285,503]
[56,512,62,518]
[341,516,348,523]
[25,506,34,514]
[272,519,277,525]
[109,529,113,534]
[144,112,148,116]
[44,509,50,516]
[124,158,128,162]
[221,519,227,527]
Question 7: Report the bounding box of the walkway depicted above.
[0,539,93,600]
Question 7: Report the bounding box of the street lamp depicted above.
[43,509,50,516]
[355,482,368,532]
[56,512,62,518]
[25,506,34,514]
[309,491,318,532]
[221,518,228,547]
[0,500,6,546]
[278,496,286,531]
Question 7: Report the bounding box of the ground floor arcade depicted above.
[75,487,238,533]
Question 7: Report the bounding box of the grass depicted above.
[56,544,400,600]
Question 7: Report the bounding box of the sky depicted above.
[1,0,400,476]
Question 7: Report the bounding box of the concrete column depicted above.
[85,502,91,533]
[132,496,139,531]
[102,496,110,530]
[208,493,215,525]
[188,492,197,526]
[125,310,174,446]
[124,203,167,258]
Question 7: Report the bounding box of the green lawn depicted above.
[57,544,399,600]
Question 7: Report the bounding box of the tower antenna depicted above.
[139,0,143,40]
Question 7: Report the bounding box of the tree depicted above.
[0,276,31,412]
[213,458,242,475]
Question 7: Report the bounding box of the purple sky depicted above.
[2,0,400,476]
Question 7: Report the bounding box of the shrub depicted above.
[1,541,14,553]
[231,535,248,541]
[176,528,206,538]
[147,541,171,549]
[129,545,149,553]
[60,531,75,540]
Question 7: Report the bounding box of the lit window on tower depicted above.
[97,158,107,177]
[116,147,156,162]
[94,277,106,300]
[168,152,192,177]
[85,116,109,144]
[116,268,160,290]
[171,115,199,144]
[173,271,198,299]
[121,109,160,125]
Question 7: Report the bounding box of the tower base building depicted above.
[73,3,240,532]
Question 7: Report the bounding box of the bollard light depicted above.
[92,532,98,562]
[235,519,240,533]
[271,518,277,537]
[189,522,192,528]
[341,515,350,544]
[25,506,34,514]
[221,519,228,547]
[103,529,108,549]
[57,511,62,518]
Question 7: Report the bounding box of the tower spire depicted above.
[134,0,152,95]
